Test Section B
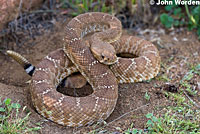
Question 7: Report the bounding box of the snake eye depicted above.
[101,55,105,59]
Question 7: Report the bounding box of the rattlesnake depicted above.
[7,12,160,127]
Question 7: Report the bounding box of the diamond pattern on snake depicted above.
[7,12,160,127]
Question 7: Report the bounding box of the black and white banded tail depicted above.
[6,50,35,76]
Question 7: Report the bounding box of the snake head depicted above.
[91,42,117,65]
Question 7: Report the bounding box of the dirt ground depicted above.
[0,19,200,134]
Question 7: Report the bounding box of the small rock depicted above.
[173,37,178,41]
[182,38,188,41]
[193,52,198,56]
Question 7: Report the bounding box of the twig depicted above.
[107,103,150,125]
[29,10,58,14]
[15,0,23,30]
[183,91,200,109]
[85,103,150,133]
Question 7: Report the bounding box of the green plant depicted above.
[157,74,170,82]
[160,0,185,28]
[180,64,200,96]
[144,92,151,101]
[0,98,41,134]
[124,123,143,134]
[160,0,200,38]
[60,0,113,16]
[186,4,200,37]
[145,107,200,133]
[144,81,200,134]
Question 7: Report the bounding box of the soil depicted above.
[0,19,199,134]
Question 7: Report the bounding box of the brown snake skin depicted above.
[11,12,160,127]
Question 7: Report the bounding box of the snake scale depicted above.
[7,12,160,127]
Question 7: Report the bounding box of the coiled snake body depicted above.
[7,12,160,127]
